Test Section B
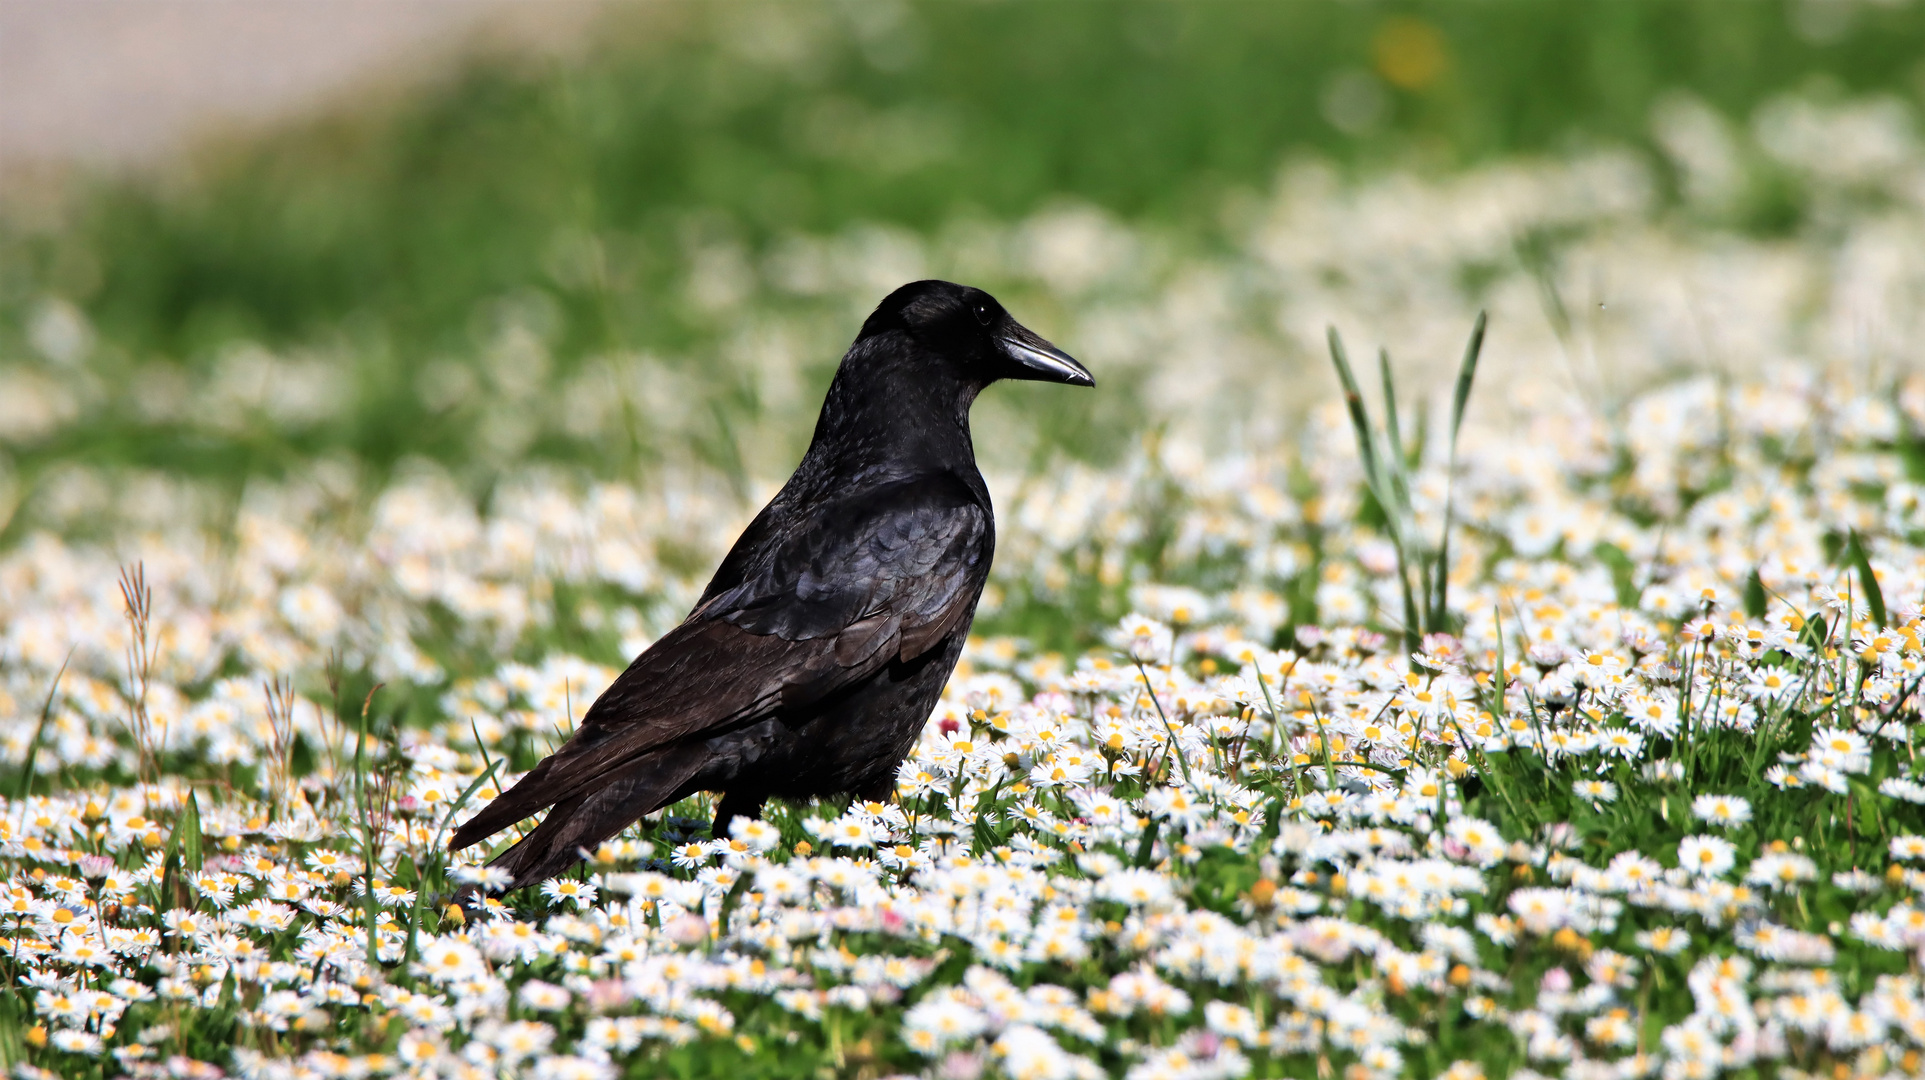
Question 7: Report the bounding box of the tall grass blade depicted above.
[1326,327,1383,500]
[1430,312,1488,631]
[179,791,204,874]
[1847,528,1887,627]
[1376,346,1430,648]
[158,792,204,914]
[1450,312,1488,441]
[1376,348,1418,535]
[1378,349,1407,483]
[13,653,70,806]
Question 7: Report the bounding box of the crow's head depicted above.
[858,280,1093,388]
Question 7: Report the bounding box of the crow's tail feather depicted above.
[473,745,710,897]
[447,754,564,854]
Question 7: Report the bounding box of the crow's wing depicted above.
[449,472,988,852]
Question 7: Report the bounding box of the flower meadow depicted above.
[5,353,1925,1080]
[15,79,1925,1080]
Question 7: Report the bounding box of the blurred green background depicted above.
[4,0,1925,517]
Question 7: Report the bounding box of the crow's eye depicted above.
[972,302,994,326]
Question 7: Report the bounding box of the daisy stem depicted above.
[1134,658,1196,792]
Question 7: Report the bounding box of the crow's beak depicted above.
[1000,323,1094,387]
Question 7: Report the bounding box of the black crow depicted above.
[449,280,1092,892]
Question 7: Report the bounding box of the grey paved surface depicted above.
[0,0,596,170]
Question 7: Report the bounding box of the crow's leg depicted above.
[712,789,768,839]
[854,775,898,803]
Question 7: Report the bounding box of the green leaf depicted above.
[14,653,70,805]
[436,758,501,843]
[178,792,204,877]
[1133,817,1162,869]
[1378,348,1407,482]
[970,775,1009,857]
[1744,568,1768,620]
[157,793,202,914]
[1326,326,1383,502]
[1846,529,1887,627]
[717,870,754,938]
[1450,311,1488,443]
[1431,312,1487,631]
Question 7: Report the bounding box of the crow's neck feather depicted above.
[801,337,982,479]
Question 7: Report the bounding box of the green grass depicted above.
[3,9,1925,1076]
[4,0,1925,490]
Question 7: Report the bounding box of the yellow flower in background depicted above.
[1374,17,1449,91]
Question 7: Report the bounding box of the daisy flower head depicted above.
[1676,835,1736,877]
[1635,926,1690,955]
[1574,648,1627,686]
[669,840,717,869]
[1573,779,1618,804]
[902,997,988,1055]
[363,880,416,908]
[1810,727,1870,772]
[1445,816,1507,867]
[418,938,485,984]
[1811,583,1866,620]
[1744,668,1798,701]
[1745,851,1818,889]
[540,877,598,909]
[519,980,572,1011]
[1691,794,1752,828]
[1598,727,1646,760]
[1620,694,1679,737]
[816,815,875,850]
[452,864,513,894]
[728,817,782,852]
[50,1030,103,1056]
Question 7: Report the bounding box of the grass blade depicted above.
[1376,348,1417,524]
[1378,348,1406,481]
[179,791,204,875]
[1431,311,1487,630]
[158,791,204,915]
[1377,346,1425,638]
[1450,311,1488,442]
[13,652,70,806]
[1847,528,1887,627]
[1326,326,1384,501]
